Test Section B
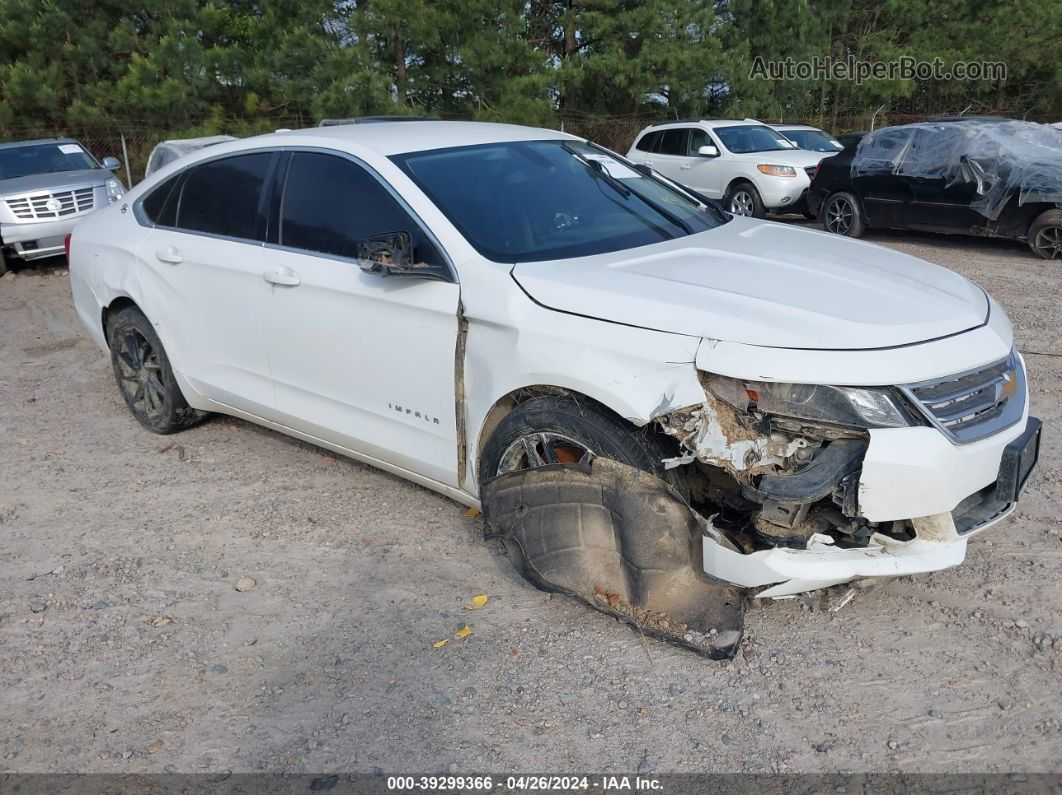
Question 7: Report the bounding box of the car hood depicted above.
[0,169,110,196]
[512,218,989,350]
[727,149,826,167]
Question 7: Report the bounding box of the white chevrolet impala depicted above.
[68,121,1040,598]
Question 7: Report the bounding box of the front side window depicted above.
[687,129,711,155]
[176,153,272,240]
[278,152,446,274]
[856,129,913,172]
[713,125,796,154]
[0,141,98,179]
[392,140,727,263]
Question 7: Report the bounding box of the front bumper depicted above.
[758,175,812,211]
[703,416,1041,597]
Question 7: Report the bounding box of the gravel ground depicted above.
[1,225,1059,776]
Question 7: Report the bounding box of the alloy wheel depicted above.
[824,196,854,235]
[728,190,755,217]
[114,328,166,420]
[1033,225,1062,260]
[497,432,594,475]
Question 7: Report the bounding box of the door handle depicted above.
[263,268,301,287]
[155,247,183,264]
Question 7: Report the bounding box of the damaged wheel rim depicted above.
[825,197,854,234]
[497,432,594,474]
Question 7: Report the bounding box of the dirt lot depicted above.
[1,226,1060,776]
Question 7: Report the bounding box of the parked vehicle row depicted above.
[0,138,124,273]
[68,120,1039,599]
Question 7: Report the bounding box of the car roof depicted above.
[257,120,574,156]
[641,119,772,131]
[0,137,78,150]
[769,124,823,131]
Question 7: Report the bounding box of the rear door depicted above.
[851,128,914,228]
[136,151,279,416]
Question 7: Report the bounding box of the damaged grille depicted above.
[902,351,1025,444]
[5,187,95,220]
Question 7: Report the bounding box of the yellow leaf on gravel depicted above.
[455,625,472,640]
[465,594,489,610]
[432,638,449,649]
[465,507,481,517]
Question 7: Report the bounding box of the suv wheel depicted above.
[1028,209,1062,260]
[822,191,865,237]
[107,306,204,434]
[725,182,765,218]
[478,395,688,497]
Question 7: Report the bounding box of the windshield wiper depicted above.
[578,143,696,234]
[562,143,632,198]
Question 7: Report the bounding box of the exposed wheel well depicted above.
[476,386,642,461]
[101,297,140,347]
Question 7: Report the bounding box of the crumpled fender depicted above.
[481,458,745,659]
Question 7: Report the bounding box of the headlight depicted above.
[707,375,914,429]
[105,178,124,203]
[756,164,797,177]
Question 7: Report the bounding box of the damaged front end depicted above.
[654,373,961,597]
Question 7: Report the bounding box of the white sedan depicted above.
[68,121,1039,598]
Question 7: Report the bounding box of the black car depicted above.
[807,118,1062,259]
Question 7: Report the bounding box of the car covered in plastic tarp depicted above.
[809,118,1062,259]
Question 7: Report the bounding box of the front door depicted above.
[900,127,986,232]
[260,151,462,486]
[852,128,914,228]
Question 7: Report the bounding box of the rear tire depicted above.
[1028,209,1062,260]
[724,182,766,219]
[821,191,865,237]
[478,395,688,497]
[106,306,203,434]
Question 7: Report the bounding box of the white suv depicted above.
[627,119,829,217]
[69,121,1039,600]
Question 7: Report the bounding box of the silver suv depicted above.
[0,138,125,272]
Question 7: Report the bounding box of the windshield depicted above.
[391,140,726,263]
[779,129,844,153]
[713,125,797,154]
[0,142,99,180]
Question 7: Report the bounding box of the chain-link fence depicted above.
[4,110,1057,188]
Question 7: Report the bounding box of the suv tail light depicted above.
[64,234,72,261]
[811,165,820,181]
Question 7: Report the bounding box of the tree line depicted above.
[0,0,1058,138]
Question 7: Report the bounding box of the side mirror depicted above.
[356,231,418,276]
[697,145,719,158]
[101,156,121,170]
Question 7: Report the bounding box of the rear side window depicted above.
[141,174,181,227]
[636,131,662,152]
[657,129,688,156]
[176,153,272,240]
[278,152,446,273]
